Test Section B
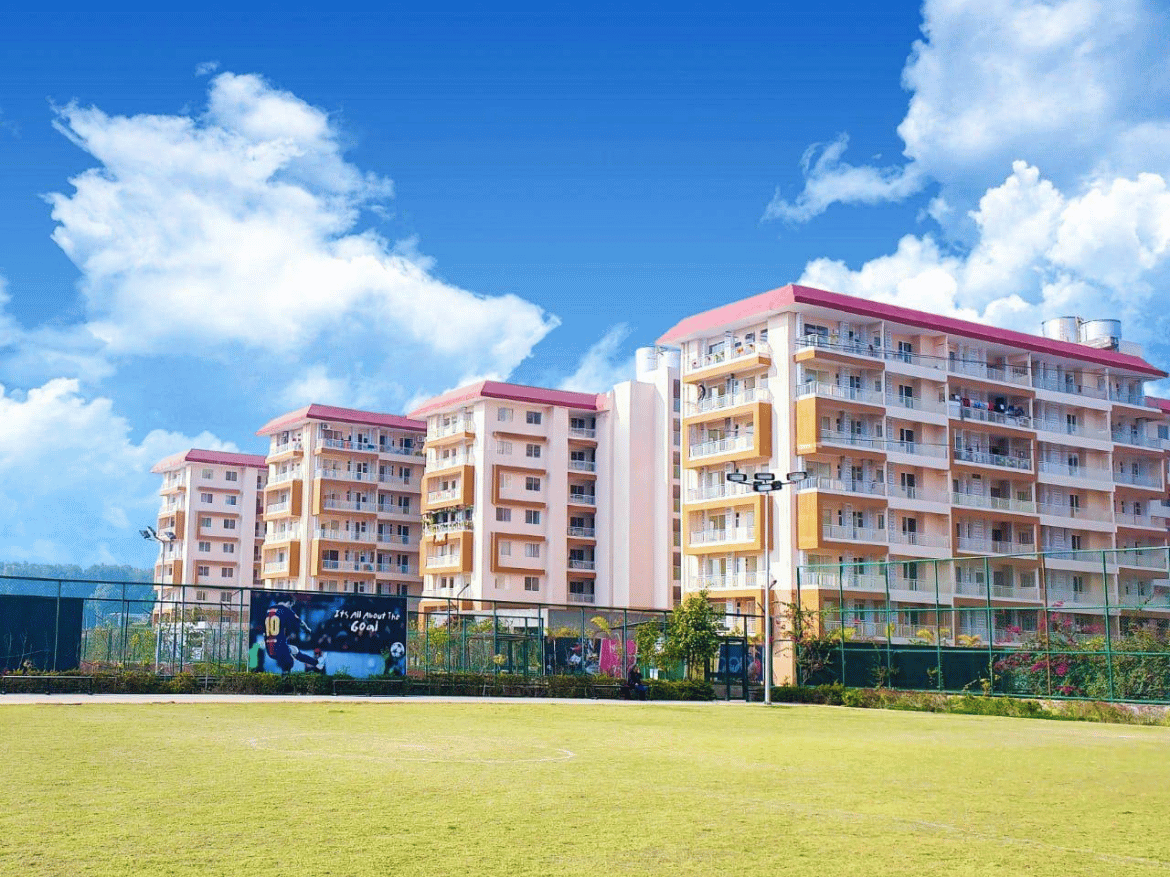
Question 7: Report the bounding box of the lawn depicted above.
[1,700,1168,876]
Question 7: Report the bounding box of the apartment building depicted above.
[150,449,267,611]
[658,284,1170,674]
[407,361,680,612]
[255,404,426,597]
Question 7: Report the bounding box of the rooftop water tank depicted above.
[1041,316,1081,343]
[1079,319,1122,350]
[635,347,659,382]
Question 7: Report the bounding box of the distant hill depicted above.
[0,564,156,624]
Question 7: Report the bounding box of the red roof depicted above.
[657,284,1167,378]
[256,403,426,436]
[1147,396,1170,415]
[409,380,606,419]
[151,448,267,473]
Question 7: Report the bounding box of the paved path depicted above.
[0,693,757,706]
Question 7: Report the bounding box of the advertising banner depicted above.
[248,591,407,678]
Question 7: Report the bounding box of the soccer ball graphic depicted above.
[389,641,405,659]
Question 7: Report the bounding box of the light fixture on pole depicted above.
[725,468,806,705]
[140,525,178,672]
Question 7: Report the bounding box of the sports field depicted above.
[1,700,1167,876]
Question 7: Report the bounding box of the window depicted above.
[524,576,540,591]
[498,407,513,422]
[525,476,541,491]
[197,565,210,577]
[225,494,238,506]
[195,590,207,601]
[201,492,214,503]
[496,507,512,523]
[225,471,238,482]
[201,468,213,479]
[198,541,211,552]
[220,567,234,578]
[399,466,411,483]
[223,543,235,554]
[524,543,540,558]
[526,443,541,458]
[499,540,512,557]
[200,516,212,528]
[525,509,541,525]
[223,519,236,530]
[257,474,264,488]
[497,440,512,455]
[220,592,234,602]
[526,411,542,425]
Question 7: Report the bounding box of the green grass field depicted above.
[1,700,1168,876]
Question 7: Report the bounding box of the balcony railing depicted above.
[265,526,302,542]
[423,520,473,535]
[688,387,771,415]
[425,555,461,569]
[569,493,597,506]
[380,444,424,458]
[377,502,413,516]
[316,529,377,544]
[799,476,886,497]
[426,454,471,470]
[427,487,461,504]
[885,440,948,458]
[685,341,770,375]
[267,468,302,485]
[320,559,377,573]
[567,526,596,538]
[686,483,754,503]
[568,559,596,570]
[269,439,302,455]
[430,418,475,440]
[822,525,886,544]
[376,562,417,575]
[887,485,950,504]
[1114,470,1162,488]
[1111,429,1162,449]
[315,467,376,483]
[569,427,597,439]
[1032,375,1108,400]
[322,437,378,453]
[568,592,596,604]
[797,381,883,406]
[262,561,289,574]
[1109,389,1147,406]
[690,527,755,546]
[887,531,950,548]
[953,448,1032,471]
[265,501,290,515]
[1036,461,1113,481]
[689,433,756,458]
[321,498,375,512]
[885,393,946,414]
[1034,419,1109,440]
[1115,512,1163,528]
[802,572,886,591]
[951,493,1036,514]
[693,572,767,591]
[568,460,597,472]
[1117,549,1169,570]
[950,360,1031,386]
[951,404,1032,429]
[1036,503,1110,522]
[817,430,885,451]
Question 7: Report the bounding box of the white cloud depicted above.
[558,324,635,393]
[194,60,220,77]
[0,378,235,565]
[44,72,559,409]
[768,0,1170,223]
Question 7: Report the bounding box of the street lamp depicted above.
[141,526,178,672]
[725,469,806,705]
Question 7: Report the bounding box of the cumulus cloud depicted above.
[44,72,559,408]
[768,0,1170,223]
[194,60,220,76]
[0,379,235,565]
[558,324,636,393]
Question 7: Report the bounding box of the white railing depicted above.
[950,360,1030,386]
[817,430,884,451]
[267,468,302,486]
[569,427,597,439]
[689,433,756,458]
[887,531,950,548]
[802,572,886,591]
[953,447,1032,470]
[315,467,376,483]
[1036,503,1110,522]
[266,526,302,542]
[822,525,886,543]
[568,559,596,570]
[956,537,993,553]
[1111,429,1162,449]
[269,439,302,455]
[381,444,424,458]
[1034,419,1109,440]
[1032,375,1108,400]
[885,393,947,414]
[693,572,767,591]
[686,483,754,503]
[886,485,950,504]
[265,501,290,515]
[886,440,949,458]
[952,404,1032,429]
[316,529,377,543]
[1114,470,1162,488]
[262,561,289,574]
[376,562,417,575]
[569,493,597,506]
[1110,389,1147,406]
[378,474,412,487]
[1118,550,1169,570]
[426,454,471,471]
[430,418,475,440]
[427,487,460,504]
[378,503,413,516]
[569,460,597,472]
[799,477,886,497]
[688,387,770,415]
[690,527,755,545]
[1047,588,1091,605]
[952,493,1036,514]
[322,437,378,453]
[321,498,374,512]
[425,555,461,569]
[567,592,596,604]
[797,381,883,406]
[320,559,376,573]
[685,341,770,375]
[567,526,596,538]
[424,520,473,535]
[1036,461,1113,481]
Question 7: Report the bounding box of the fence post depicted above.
[983,556,993,691]
[1038,558,1052,698]
[837,562,846,685]
[882,561,892,685]
[121,581,129,666]
[52,579,62,672]
[933,560,942,691]
[794,564,802,685]
[492,602,499,674]
[1102,549,1116,701]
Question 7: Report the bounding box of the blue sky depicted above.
[2,0,1170,567]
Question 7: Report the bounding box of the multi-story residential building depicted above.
[150,449,267,612]
[658,284,1170,677]
[255,404,426,597]
[408,360,680,612]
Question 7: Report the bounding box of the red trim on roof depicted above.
[152,448,266,473]
[1147,396,1170,415]
[257,403,425,436]
[656,284,1167,378]
[409,381,605,419]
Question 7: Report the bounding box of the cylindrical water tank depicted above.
[1079,319,1122,349]
[659,348,681,371]
[1041,316,1081,343]
[635,346,659,381]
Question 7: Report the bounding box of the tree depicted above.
[663,591,722,679]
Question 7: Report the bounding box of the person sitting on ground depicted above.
[626,665,648,700]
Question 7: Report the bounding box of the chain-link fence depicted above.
[792,546,1170,703]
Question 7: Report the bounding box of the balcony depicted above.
[1111,429,1163,449]
[799,476,887,498]
[821,525,886,544]
[322,437,378,453]
[690,527,755,546]
[269,439,303,455]
[693,572,767,591]
[817,430,885,452]
[569,493,597,506]
[567,526,596,538]
[801,571,886,592]
[568,559,596,571]
[430,418,475,440]
[797,381,883,406]
[885,440,948,459]
[689,433,756,459]
[887,532,950,548]
[688,386,771,416]
[316,529,377,544]
[426,487,461,504]
[1114,470,1162,489]
[1117,549,1169,570]
[376,562,417,576]
[1109,389,1147,407]
[955,537,1030,555]
[315,467,377,484]
[569,427,597,439]
[887,485,950,504]
[380,444,424,459]
[568,592,597,604]
[320,559,377,573]
[1036,461,1113,482]
[950,360,1031,386]
[684,341,771,376]
[425,554,461,569]
[953,447,1032,471]
[1115,512,1164,528]
[1036,503,1111,522]
[377,502,413,517]
[568,460,597,472]
[951,403,1032,430]
[1034,419,1109,441]
[265,501,290,515]
[686,483,754,503]
[262,560,289,574]
[885,393,947,415]
[426,453,472,471]
[321,498,375,513]
[267,468,302,486]
[952,493,1036,514]
[1032,375,1108,400]
[266,525,302,542]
